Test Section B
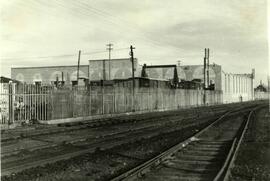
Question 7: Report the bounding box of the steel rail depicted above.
[213,138,237,181]
[1,113,210,159]
[1,112,202,143]
[1,103,260,179]
[111,105,261,181]
[1,130,156,176]
[111,111,232,181]
[216,107,259,181]
[1,114,215,176]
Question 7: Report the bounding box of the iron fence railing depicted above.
[0,83,223,125]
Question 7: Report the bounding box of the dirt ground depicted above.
[230,106,270,181]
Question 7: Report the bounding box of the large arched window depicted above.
[113,68,132,79]
[15,73,24,82]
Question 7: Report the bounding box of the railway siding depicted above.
[1,115,221,180]
[0,101,266,181]
[229,106,270,181]
[112,104,262,181]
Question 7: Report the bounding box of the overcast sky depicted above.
[0,0,269,85]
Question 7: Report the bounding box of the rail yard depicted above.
[1,100,268,181]
[1,1,269,181]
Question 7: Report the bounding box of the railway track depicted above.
[1,103,234,143]
[1,102,262,180]
[1,112,218,159]
[111,106,259,181]
[1,104,235,160]
[1,114,221,176]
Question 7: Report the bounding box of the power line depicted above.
[0,48,129,60]
[34,0,182,51]
[10,0,185,60]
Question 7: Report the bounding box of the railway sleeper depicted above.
[143,167,215,181]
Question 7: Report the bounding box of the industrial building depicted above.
[143,63,220,90]
[11,65,89,85]
[89,58,139,81]
[221,71,255,103]
[11,58,139,85]
[143,63,254,102]
[11,58,255,102]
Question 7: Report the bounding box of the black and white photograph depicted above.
[0,0,269,180]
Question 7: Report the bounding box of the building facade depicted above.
[11,65,89,85]
[10,59,255,103]
[11,58,140,85]
[221,71,255,103]
[144,63,255,102]
[89,58,139,81]
[144,64,222,90]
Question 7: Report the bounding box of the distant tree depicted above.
[255,84,267,92]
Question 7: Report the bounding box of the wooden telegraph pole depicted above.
[203,48,207,104]
[207,48,210,88]
[106,43,113,80]
[130,45,135,111]
[204,48,207,89]
[77,50,81,84]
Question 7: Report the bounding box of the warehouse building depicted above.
[11,58,255,102]
[143,64,222,90]
[221,70,255,103]
[89,58,140,81]
[11,65,89,86]
[11,58,140,85]
[144,63,255,102]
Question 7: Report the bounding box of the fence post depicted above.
[8,83,14,125]
[123,86,126,113]
[113,86,115,113]
[89,86,91,116]
[102,85,104,114]
[148,87,150,111]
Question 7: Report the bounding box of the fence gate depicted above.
[0,83,11,124]
[0,83,52,125]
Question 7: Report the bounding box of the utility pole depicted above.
[207,48,210,88]
[77,50,81,84]
[130,45,135,111]
[106,43,113,80]
[203,48,207,105]
[103,60,106,81]
[61,71,64,86]
[204,48,207,89]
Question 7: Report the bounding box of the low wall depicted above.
[222,92,253,103]
[254,91,269,100]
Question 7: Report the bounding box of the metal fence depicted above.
[0,83,53,124]
[0,83,222,125]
